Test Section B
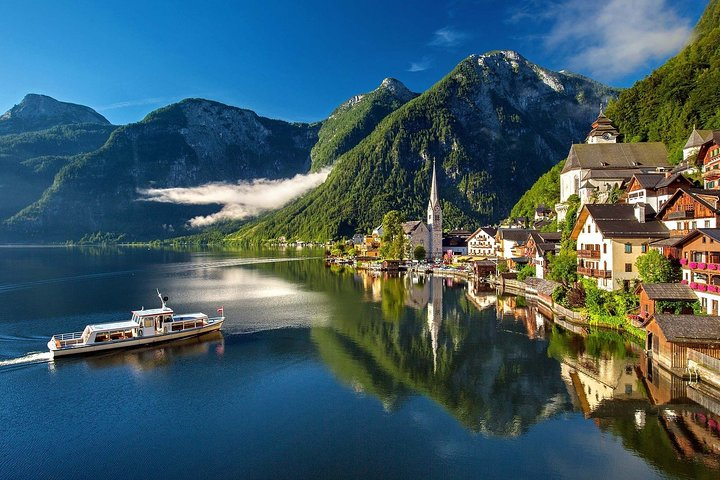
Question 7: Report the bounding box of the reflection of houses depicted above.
[467,227,497,257]
[571,203,669,291]
[675,229,720,314]
[427,277,443,373]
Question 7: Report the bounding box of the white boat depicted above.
[48,290,224,358]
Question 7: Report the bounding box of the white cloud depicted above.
[538,0,694,80]
[428,26,469,48]
[408,56,433,72]
[97,97,171,111]
[138,168,331,228]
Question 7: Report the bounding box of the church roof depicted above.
[561,142,669,174]
[401,221,426,235]
[684,128,715,149]
[428,161,440,209]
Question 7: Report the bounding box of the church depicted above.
[402,161,443,260]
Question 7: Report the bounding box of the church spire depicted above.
[429,160,439,209]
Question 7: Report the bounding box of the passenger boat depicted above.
[47,290,224,358]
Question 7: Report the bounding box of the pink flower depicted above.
[690,262,698,269]
[699,262,707,269]
[710,264,718,270]
[690,282,698,289]
[699,284,707,292]
[680,258,688,265]
[681,279,688,284]
[709,285,718,293]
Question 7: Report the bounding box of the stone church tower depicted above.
[427,161,443,260]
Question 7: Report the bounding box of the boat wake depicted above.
[0,351,52,368]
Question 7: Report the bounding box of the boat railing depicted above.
[54,332,83,341]
[208,316,224,323]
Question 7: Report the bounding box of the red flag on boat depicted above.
[217,306,224,316]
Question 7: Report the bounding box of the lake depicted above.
[1,246,719,479]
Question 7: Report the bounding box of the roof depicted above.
[586,112,621,139]
[657,188,720,218]
[649,236,685,248]
[562,142,669,174]
[631,173,666,189]
[132,308,173,316]
[402,220,426,235]
[536,242,560,255]
[656,172,690,188]
[537,232,561,242]
[89,320,138,332]
[498,228,534,243]
[582,168,645,180]
[571,204,669,240]
[468,226,497,242]
[684,128,715,149]
[524,277,561,296]
[535,204,552,212]
[672,228,720,250]
[653,314,720,344]
[638,283,696,301]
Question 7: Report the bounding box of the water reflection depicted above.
[316,267,720,475]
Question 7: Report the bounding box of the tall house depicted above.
[571,203,669,291]
[675,229,720,315]
[427,161,443,260]
[656,188,720,237]
[697,131,720,189]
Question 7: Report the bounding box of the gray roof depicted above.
[684,129,715,149]
[524,277,561,296]
[632,173,666,189]
[653,314,720,345]
[656,172,690,188]
[639,283,696,301]
[649,236,685,248]
[582,169,644,180]
[498,228,534,242]
[583,204,669,238]
[402,220,425,235]
[562,142,669,174]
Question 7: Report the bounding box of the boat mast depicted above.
[157,289,169,310]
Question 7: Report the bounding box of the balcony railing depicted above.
[577,249,601,259]
[667,209,695,220]
[577,266,612,279]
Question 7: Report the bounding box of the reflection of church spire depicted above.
[427,277,443,373]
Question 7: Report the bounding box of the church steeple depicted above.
[585,105,621,144]
[427,160,443,260]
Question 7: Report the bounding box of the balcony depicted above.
[703,160,720,181]
[667,209,695,220]
[577,249,601,259]
[577,266,612,279]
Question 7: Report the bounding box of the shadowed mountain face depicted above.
[231,51,618,242]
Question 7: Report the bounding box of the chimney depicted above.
[634,203,646,223]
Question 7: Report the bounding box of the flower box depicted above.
[710,264,718,271]
[690,262,698,269]
[699,263,708,270]
[699,284,708,292]
[680,258,688,265]
[681,279,688,284]
[690,282,698,289]
[709,285,718,293]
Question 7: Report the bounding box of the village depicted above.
[318,109,720,403]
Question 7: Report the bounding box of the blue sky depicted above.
[0,0,709,125]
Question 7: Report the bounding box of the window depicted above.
[625,263,632,272]
[703,237,707,243]
[706,220,712,228]
[603,244,607,254]
[641,244,647,253]
[677,222,682,230]
[692,221,697,229]
[624,243,632,253]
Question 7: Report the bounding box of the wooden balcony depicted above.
[577,266,612,279]
[577,249,601,259]
[667,209,695,220]
[703,160,720,180]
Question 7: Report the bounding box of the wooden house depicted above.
[673,228,720,315]
[644,314,720,371]
[656,188,720,237]
[635,283,696,318]
[623,172,691,213]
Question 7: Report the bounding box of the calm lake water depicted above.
[1,246,719,479]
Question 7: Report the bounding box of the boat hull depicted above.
[48,319,224,358]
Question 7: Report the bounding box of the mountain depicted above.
[5,99,319,241]
[509,160,564,221]
[0,94,110,135]
[229,51,618,242]
[605,0,720,162]
[512,0,720,220]
[310,78,417,171]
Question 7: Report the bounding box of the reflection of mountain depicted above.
[311,275,572,436]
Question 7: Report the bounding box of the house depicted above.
[496,228,534,260]
[656,188,720,237]
[674,228,720,315]
[534,204,553,221]
[473,260,497,278]
[467,227,497,257]
[623,172,692,213]
[571,203,669,291]
[356,233,381,259]
[559,111,670,207]
[697,131,720,189]
[524,231,561,279]
[683,127,717,161]
[442,234,467,256]
[644,314,720,371]
[635,283,696,318]
[351,233,365,246]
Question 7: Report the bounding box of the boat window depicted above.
[144,318,153,328]
[165,315,172,322]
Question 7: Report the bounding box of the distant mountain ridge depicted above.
[0,94,110,135]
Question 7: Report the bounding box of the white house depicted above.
[467,227,497,257]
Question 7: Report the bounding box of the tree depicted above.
[635,250,681,283]
[380,210,407,259]
[547,251,577,286]
[516,263,535,281]
[413,245,427,261]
